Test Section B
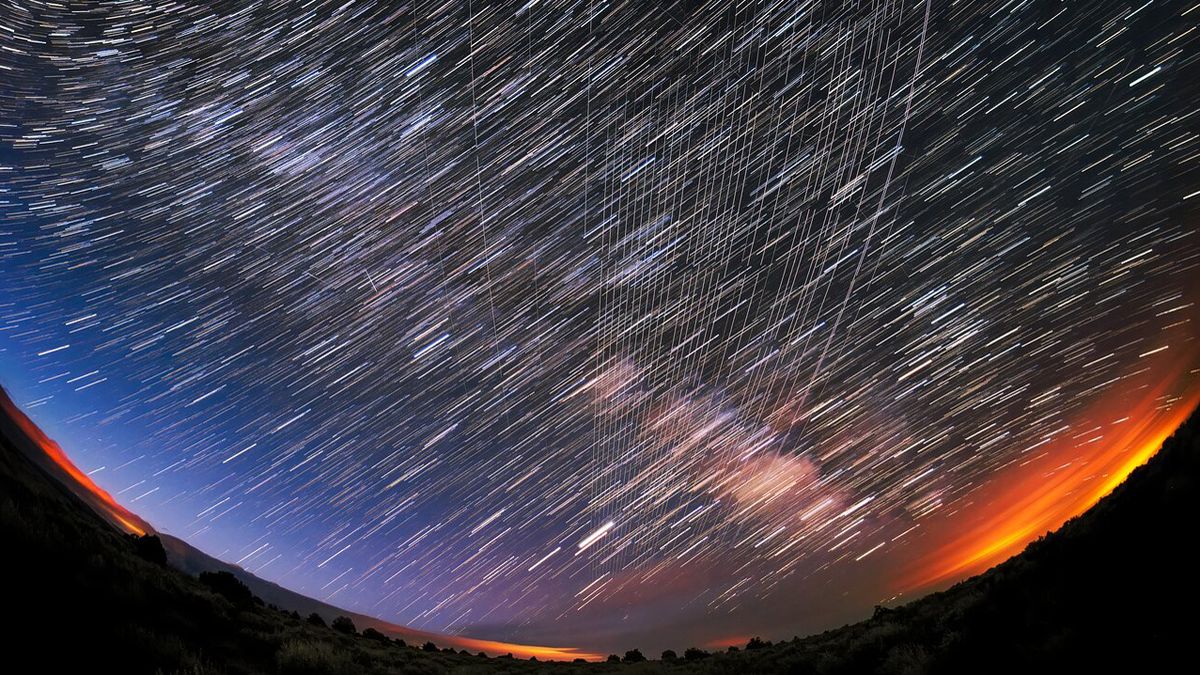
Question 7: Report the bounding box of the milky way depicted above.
[1,0,1198,653]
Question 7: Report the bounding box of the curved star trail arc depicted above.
[1,0,1198,653]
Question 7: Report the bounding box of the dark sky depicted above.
[1,0,1198,655]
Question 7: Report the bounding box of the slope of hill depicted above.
[2,382,1195,673]
[157,532,554,658]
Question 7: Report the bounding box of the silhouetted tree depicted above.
[684,647,709,660]
[331,615,356,634]
[728,645,740,653]
[307,612,326,627]
[362,627,388,642]
[661,649,678,661]
[421,641,439,652]
[127,534,168,566]
[394,638,407,648]
[746,637,769,650]
[607,654,621,663]
[198,570,255,608]
[623,648,646,662]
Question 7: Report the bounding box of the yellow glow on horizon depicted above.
[899,376,1199,593]
[1,389,150,536]
[446,635,605,661]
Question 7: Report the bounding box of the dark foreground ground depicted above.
[2,399,1196,674]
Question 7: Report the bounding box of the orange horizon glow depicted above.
[0,387,151,536]
[705,635,751,649]
[898,359,1200,593]
[444,635,604,661]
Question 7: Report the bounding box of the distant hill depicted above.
[157,531,493,652]
[2,382,1195,673]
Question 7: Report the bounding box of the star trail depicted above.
[1,0,1198,655]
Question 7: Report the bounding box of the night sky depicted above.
[2,0,1198,656]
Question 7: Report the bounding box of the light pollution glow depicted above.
[898,348,1200,593]
[0,387,150,536]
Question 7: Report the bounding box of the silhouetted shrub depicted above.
[198,570,255,607]
[277,639,354,675]
[728,645,740,653]
[661,649,678,661]
[606,654,620,663]
[331,616,356,634]
[746,637,770,650]
[361,627,388,642]
[127,533,168,566]
[306,613,326,628]
[573,658,587,663]
[421,641,438,652]
[881,643,930,673]
[623,648,646,662]
[684,647,709,660]
[393,638,406,648]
